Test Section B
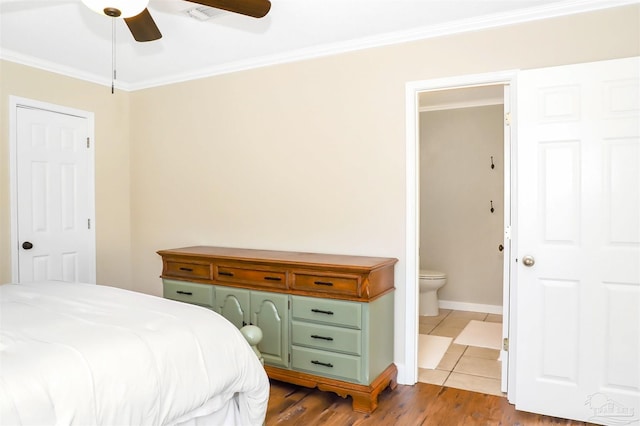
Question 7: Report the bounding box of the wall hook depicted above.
[490,156,495,169]
[490,200,495,213]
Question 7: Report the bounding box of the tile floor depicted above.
[418,309,504,396]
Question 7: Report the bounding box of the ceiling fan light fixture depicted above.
[81,0,149,19]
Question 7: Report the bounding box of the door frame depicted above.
[404,70,518,398]
[9,96,96,283]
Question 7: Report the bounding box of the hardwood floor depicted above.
[266,379,595,425]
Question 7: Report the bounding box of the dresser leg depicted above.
[352,391,378,413]
[351,364,398,413]
[389,374,398,390]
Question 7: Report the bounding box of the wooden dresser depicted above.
[157,246,398,413]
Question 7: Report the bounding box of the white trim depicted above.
[501,83,513,394]
[394,363,407,387]
[419,97,504,112]
[402,84,420,386]
[404,70,517,389]
[0,0,634,90]
[2,49,114,89]
[507,75,521,404]
[9,96,97,284]
[9,99,19,283]
[438,300,504,315]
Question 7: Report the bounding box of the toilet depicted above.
[419,270,447,316]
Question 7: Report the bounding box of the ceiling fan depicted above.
[80,0,271,42]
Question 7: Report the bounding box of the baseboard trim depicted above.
[439,300,503,315]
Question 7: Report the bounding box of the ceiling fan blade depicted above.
[124,8,162,42]
[186,0,271,18]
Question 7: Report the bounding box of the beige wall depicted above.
[127,6,639,370]
[0,62,133,289]
[1,5,638,375]
[420,106,504,307]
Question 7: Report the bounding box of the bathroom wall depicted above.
[419,104,504,308]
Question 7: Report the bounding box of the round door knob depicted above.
[22,241,33,250]
[522,255,535,267]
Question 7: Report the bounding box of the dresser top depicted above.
[158,246,397,300]
[157,246,397,270]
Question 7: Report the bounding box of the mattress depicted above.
[0,281,269,425]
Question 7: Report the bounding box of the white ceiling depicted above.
[0,0,632,90]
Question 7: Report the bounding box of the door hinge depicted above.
[86,137,90,148]
[88,218,91,229]
[504,225,512,240]
[288,353,291,363]
[504,112,512,126]
[288,299,291,310]
[503,337,509,351]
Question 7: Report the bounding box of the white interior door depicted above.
[15,104,96,283]
[515,57,639,423]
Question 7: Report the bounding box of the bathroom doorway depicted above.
[414,83,512,395]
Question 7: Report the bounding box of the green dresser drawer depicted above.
[291,346,361,383]
[292,321,361,355]
[163,279,215,308]
[291,296,361,329]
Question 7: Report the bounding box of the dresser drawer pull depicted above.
[179,267,194,272]
[263,276,282,281]
[219,271,234,277]
[313,280,334,286]
[311,360,333,368]
[176,290,193,296]
[311,308,334,315]
[310,334,334,341]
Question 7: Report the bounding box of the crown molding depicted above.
[2,0,637,92]
[0,48,133,91]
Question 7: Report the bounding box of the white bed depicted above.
[0,281,269,425]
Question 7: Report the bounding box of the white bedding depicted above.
[0,281,269,425]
